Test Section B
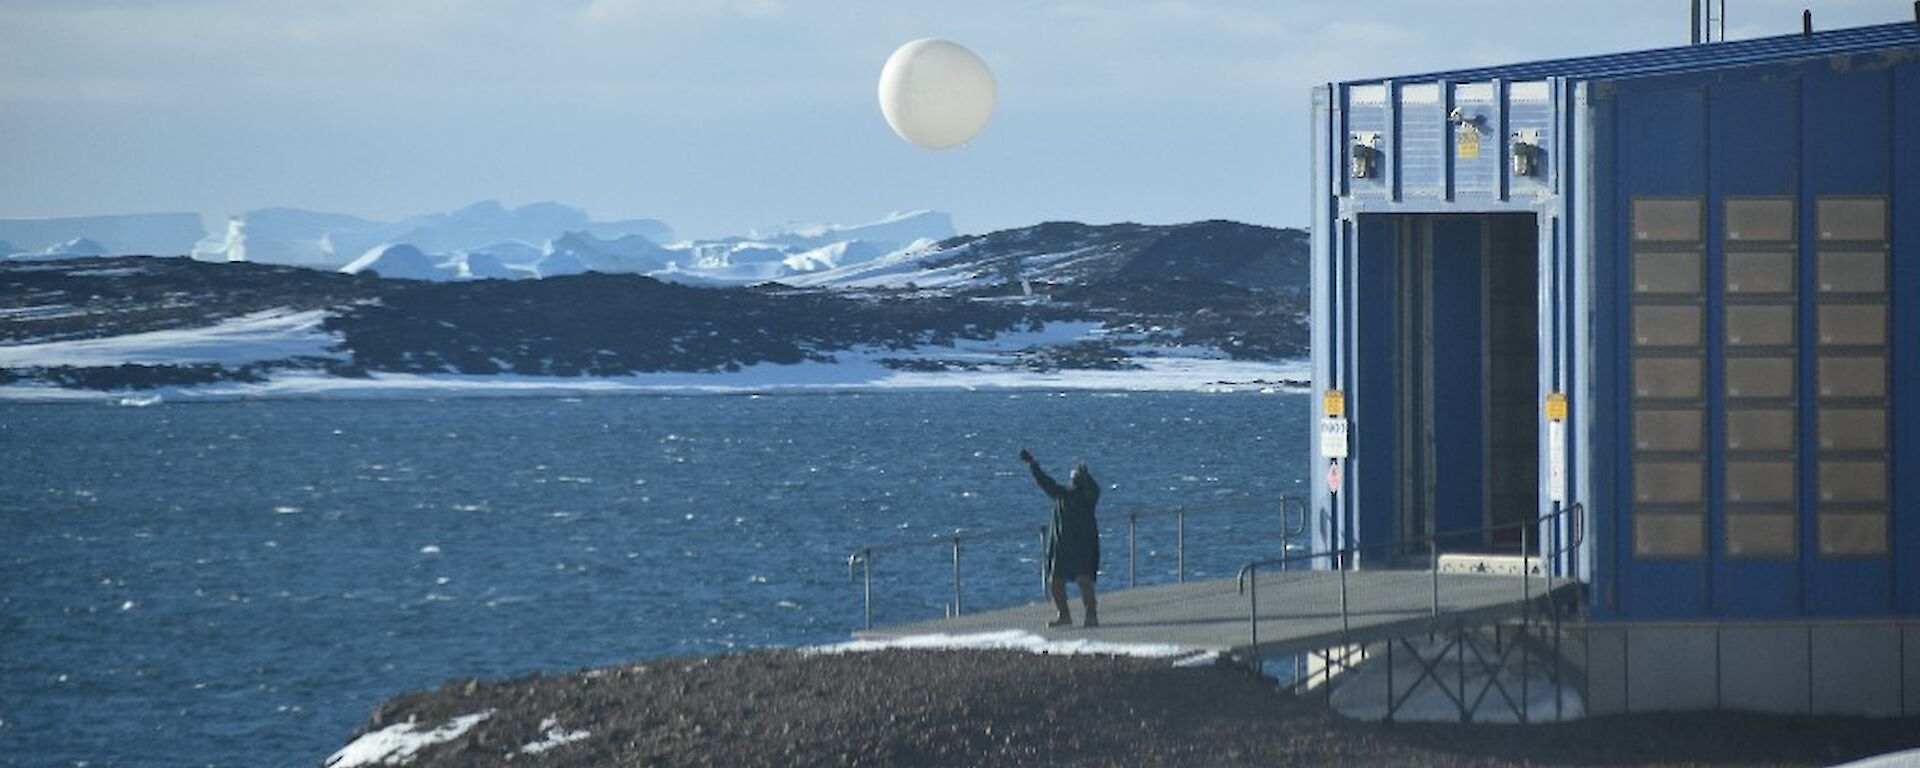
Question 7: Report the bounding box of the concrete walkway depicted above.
[858,568,1579,658]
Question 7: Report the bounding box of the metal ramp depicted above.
[851,503,1587,723]
[859,568,1577,659]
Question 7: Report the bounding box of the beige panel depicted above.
[1817,304,1887,347]
[1635,305,1704,347]
[1727,408,1796,452]
[1726,513,1796,558]
[1636,409,1704,452]
[1724,198,1796,242]
[1634,250,1704,294]
[1635,513,1705,558]
[1636,461,1704,503]
[1817,197,1887,241]
[1726,357,1795,399]
[1721,627,1812,712]
[1635,357,1704,400]
[1726,304,1796,347]
[1727,461,1796,503]
[1818,409,1888,451]
[1819,460,1887,503]
[1726,250,1795,294]
[1634,198,1704,242]
[1817,357,1887,399]
[1818,513,1888,556]
[1817,250,1887,293]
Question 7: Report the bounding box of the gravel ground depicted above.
[327,649,1920,767]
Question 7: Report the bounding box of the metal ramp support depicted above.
[1239,503,1587,723]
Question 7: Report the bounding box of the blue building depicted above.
[1308,19,1920,713]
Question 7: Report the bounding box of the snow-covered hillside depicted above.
[0,215,1309,400]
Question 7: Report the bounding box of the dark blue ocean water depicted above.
[0,391,1308,767]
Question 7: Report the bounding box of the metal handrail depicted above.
[846,493,1311,629]
[1235,502,1586,681]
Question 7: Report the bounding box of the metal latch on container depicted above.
[1511,128,1542,177]
[1350,132,1381,179]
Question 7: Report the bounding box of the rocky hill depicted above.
[0,220,1308,393]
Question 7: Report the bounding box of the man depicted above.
[1020,448,1100,628]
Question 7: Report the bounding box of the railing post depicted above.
[1039,526,1049,595]
[1176,508,1187,584]
[862,548,873,631]
[1430,538,1440,622]
[1278,497,1289,572]
[1385,637,1395,723]
[951,536,963,616]
[1338,554,1350,639]
[1128,512,1138,588]
[1247,564,1260,674]
[1520,522,1530,724]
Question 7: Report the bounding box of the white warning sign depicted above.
[1548,420,1567,503]
[1320,417,1350,459]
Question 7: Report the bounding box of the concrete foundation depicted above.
[1581,621,1918,717]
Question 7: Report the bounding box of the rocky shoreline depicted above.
[325,649,1920,767]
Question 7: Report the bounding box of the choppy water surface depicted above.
[0,391,1307,767]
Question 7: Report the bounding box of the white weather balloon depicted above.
[877,38,996,150]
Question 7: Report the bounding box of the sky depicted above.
[0,0,1909,239]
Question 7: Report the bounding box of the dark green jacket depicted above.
[1032,463,1100,580]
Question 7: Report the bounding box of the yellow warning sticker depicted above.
[1457,127,1480,159]
[1545,391,1568,422]
[1324,389,1345,418]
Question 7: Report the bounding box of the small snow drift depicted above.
[325,711,493,768]
[340,244,445,281]
[809,630,1195,660]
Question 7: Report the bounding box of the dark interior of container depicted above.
[1377,213,1540,555]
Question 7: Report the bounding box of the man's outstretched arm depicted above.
[1020,449,1065,497]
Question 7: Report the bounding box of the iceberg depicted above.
[190,201,672,269]
[8,237,113,261]
[749,209,955,252]
[0,212,205,256]
[442,251,520,281]
[543,231,672,274]
[340,243,447,281]
[531,248,590,278]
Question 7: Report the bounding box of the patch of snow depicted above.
[808,630,1193,659]
[519,716,590,755]
[325,710,491,768]
[62,266,151,278]
[1833,748,1920,768]
[0,308,342,368]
